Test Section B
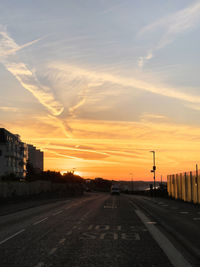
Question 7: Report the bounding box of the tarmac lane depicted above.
[0,193,191,267]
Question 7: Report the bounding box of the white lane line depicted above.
[59,238,66,244]
[131,203,192,267]
[180,212,189,214]
[88,225,93,230]
[35,262,44,267]
[193,217,200,220]
[66,230,72,236]
[49,247,57,255]
[33,217,48,226]
[0,229,25,245]
[52,210,63,216]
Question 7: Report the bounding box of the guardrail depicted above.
[167,170,200,203]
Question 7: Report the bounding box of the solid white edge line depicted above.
[33,217,48,225]
[49,247,57,255]
[131,202,192,267]
[0,229,25,245]
[35,262,44,267]
[52,210,63,216]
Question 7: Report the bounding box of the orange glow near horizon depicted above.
[4,117,200,181]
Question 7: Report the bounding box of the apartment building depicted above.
[27,144,43,173]
[0,128,28,178]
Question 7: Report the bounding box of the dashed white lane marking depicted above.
[193,217,200,220]
[66,230,72,236]
[59,238,66,244]
[180,212,189,214]
[0,229,25,245]
[100,233,106,240]
[35,262,44,267]
[33,217,48,225]
[130,202,192,267]
[88,225,93,230]
[52,210,63,216]
[49,247,57,255]
[113,233,118,240]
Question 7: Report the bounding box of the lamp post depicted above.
[72,168,76,174]
[129,173,133,193]
[150,151,156,191]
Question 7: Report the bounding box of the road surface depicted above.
[0,193,199,266]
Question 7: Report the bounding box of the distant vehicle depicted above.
[111,184,120,195]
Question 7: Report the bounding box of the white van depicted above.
[111,184,120,195]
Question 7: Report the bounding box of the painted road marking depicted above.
[0,229,25,245]
[180,212,189,214]
[193,218,200,220]
[121,233,140,240]
[113,233,118,240]
[79,231,140,240]
[104,205,117,208]
[95,225,110,230]
[52,210,63,216]
[33,217,48,226]
[80,232,96,239]
[35,262,44,267]
[66,230,72,236]
[130,202,192,267]
[100,233,106,240]
[49,247,57,255]
[59,238,66,244]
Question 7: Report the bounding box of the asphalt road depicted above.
[0,193,198,266]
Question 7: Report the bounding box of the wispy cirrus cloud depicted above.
[0,26,64,116]
[138,1,200,67]
[0,106,19,112]
[48,63,200,108]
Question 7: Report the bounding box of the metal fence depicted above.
[167,170,200,203]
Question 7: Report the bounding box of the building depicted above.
[27,144,43,173]
[0,128,28,179]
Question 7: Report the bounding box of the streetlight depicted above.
[129,173,133,193]
[72,168,76,174]
[150,151,156,191]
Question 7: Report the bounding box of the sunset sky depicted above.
[1,0,200,180]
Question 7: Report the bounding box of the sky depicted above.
[1,0,200,180]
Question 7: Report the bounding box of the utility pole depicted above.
[150,151,156,192]
[129,173,133,194]
[196,164,198,203]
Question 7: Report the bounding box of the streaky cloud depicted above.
[138,1,200,67]
[0,26,64,116]
[49,63,200,107]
